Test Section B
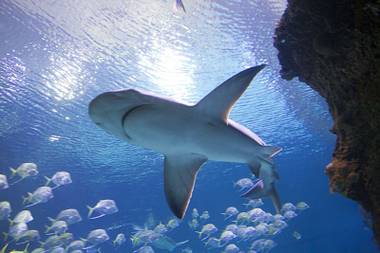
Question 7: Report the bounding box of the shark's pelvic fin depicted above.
[195,65,266,121]
[262,146,282,158]
[241,183,267,199]
[164,153,207,219]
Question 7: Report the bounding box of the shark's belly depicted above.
[195,124,259,163]
[123,105,263,163]
[123,105,197,154]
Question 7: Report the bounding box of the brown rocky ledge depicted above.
[273,0,380,246]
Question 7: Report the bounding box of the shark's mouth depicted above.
[121,105,146,140]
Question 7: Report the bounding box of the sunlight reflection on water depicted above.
[0,0,324,184]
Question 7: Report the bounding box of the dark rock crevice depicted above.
[274,0,380,245]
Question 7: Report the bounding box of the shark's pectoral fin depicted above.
[195,65,266,121]
[164,153,207,219]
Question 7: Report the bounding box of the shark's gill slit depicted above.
[121,105,146,140]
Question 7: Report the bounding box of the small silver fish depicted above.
[10,163,38,185]
[11,210,33,224]
[234,178,254,191]
[0,174,9,190]
[191,208,199,219]
[219,230,236,246]
[0,201,12,220]
[113,233,126,247]
[222,207,239,220]
[293,231,302,240]
[84,229,110,248]
[23,186,54,208]
[45,220,68,235]
[66,240,86,252]
[15,229,40,245]
[166,218,180,230]
[8,222,28,239]
[45,171,72,189]
[54,208,82,225]
[87,200,118,219]
[224,244,240,253]
[296,202,310,211]
[200,211,210,220]
[173,0,186,13]
[197,224,217,241]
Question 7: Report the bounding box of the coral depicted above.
[273,0,380,245]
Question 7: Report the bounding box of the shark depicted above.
[89,64,282,218]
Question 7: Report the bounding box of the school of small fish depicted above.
[1,159,310,253]
[0,162,123,253]
[182,177,310,253]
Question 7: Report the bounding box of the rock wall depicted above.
[273,0,380,245]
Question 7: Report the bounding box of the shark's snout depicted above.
[88,89,148,141]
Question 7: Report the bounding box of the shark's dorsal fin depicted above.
[195,65,266,121]
[164,153,207,219]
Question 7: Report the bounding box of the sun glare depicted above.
[138,43,196,102]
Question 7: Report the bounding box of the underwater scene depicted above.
[0,0,378,252]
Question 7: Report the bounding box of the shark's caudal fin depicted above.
[244,161,282,214]
[164,153,207,219]
[241,183,281,214]
[195,65,266,121]
[270,185,282,214]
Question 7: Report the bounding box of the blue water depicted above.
[0,0,377,252]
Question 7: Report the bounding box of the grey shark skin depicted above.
[89,64,282,218]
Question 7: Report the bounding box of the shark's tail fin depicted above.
[241,179,281,214]
[270,185,282,214]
